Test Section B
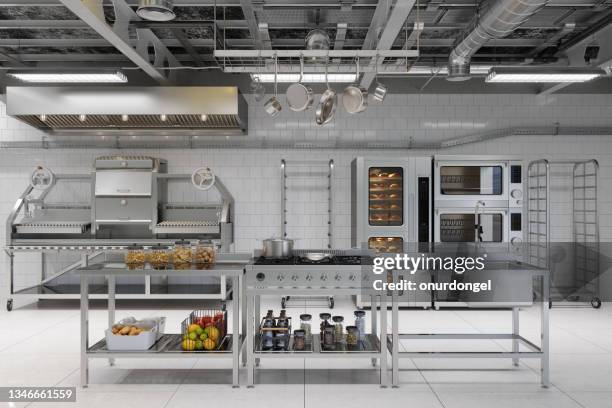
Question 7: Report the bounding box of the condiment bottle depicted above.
[354,310,366,341]
[300,314,312,343]
[319,312,332,336]
[346,326,359,346]
[332,315,344,343]
[262,310,275,350]
[293,329,306,351]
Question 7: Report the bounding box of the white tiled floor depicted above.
[1,298,611,408]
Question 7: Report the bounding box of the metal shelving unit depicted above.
[527,159,601,308]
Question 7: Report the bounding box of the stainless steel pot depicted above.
[262,238,294,258]
[305,29,330,51]
[372,55,387,103]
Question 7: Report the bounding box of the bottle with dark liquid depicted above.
[261,310,275,351]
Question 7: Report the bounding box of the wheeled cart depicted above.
[75,254,248,388]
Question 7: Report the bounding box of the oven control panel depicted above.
[509,162,523,208]
[247,268,362,289]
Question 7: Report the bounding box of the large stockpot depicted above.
[262,238,294,258]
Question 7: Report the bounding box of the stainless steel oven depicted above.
[434,156,523,209]
[351,156,432,308]
[435,208,509,243]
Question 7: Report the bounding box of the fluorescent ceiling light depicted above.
[7,71,128,83]
[486,67,605,83]
[252,73,357,83]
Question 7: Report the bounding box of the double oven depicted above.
[351,157,432,307]
[433,155,527,307]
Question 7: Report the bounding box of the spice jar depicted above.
[194,241,215,265]
[125,245,145,269]
[319,312,332,336]
[148,245,170,270]
[332,316,344,343]
[323,326,335,349]
[346,326,359,346]
[172,240,192,267]
[261,310,275,351]
[299,314,312,343]
[293,329,306,351]
[354,310,366,341]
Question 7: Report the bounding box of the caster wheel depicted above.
[591,298,602,309]
[281,297,286,309]
[549,300,553,309]
[328,298,334,309]
[6,299,13,312]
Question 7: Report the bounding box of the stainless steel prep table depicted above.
[74,258,247,388]
[388,261,551,388]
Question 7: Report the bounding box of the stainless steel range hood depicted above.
[6,86,248,136]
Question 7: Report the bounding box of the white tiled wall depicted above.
[1,93,612,305]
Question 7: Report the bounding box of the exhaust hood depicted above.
[6,86,248,136]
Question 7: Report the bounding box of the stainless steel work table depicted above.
[388,262,551,388]
[74,259,247,388]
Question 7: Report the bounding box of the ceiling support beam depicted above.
[538,13,612,95]
[529,22,576,58]
[240,0,265,49]
[258,23,273,49]
[361,0,417,89]
[59,0,179,83]
[171,28,205,66]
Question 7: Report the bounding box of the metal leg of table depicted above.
[379,294,388,388]
[80,275,89,388]
[246,293,255,388]
[512,307,519,367]
[392,287,399,388]
[231,275,240,388]
[255,294,260,367]
[108,275,116,367]
[541,275,550,388]
[240,274,247,367]
[371,295,378,367]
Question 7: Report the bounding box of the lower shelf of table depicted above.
[253,334,381,358]
[87,334,240,358]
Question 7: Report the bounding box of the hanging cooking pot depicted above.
[342,57,368,114]
[264,55,282,117]
[315,59,337,125]
[286,56,313,112]
[373,55,387,103]
[262,237,294,258]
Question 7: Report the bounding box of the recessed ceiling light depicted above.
[7,71,127,83]
[39,114,47,122]
[160,114,168,122]
[485,67,606,83]
[79,114,87,122]
[200,114,208,122]
[121,114,129,122]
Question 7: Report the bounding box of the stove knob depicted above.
[511,237,523,246]
[256,273,265,281]
[320,273,328,281]
[334,273,342,281]
[511,189,523,199]
[348,273,357,281]
[305,274,313,282]
[277,274,285,282]
[291,274,299,281]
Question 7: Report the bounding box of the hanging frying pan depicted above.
[342,57,368,114]
[286,56,313,112]
[315,59,337,125]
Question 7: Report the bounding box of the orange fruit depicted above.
[203,337,216,351]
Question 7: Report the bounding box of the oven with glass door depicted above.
[351,157,432,308]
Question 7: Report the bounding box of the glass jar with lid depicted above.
[346,326,359,347]
[354,310,366,341]
[299,314,312,343]
[332,316,344,343]
[148,244,170,270]
[193,240,216,265]
[319,313,332,336]
[172,240,192,267]
[293,329,306,351]
[323,326,335,349]
[125,244,145,269]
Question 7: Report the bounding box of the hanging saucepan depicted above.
[342,57,368,114]
[264,54,282,117]
[315,59,337,125]
[373,54,387,103]
[286,56,313,112]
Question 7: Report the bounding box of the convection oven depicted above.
[351,157,432,308]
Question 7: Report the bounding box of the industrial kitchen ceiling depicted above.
[0,0,610,93]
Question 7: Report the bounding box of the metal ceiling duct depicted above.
[6,86,248,136]
[137,0,175,21]
[447,0,549,81]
